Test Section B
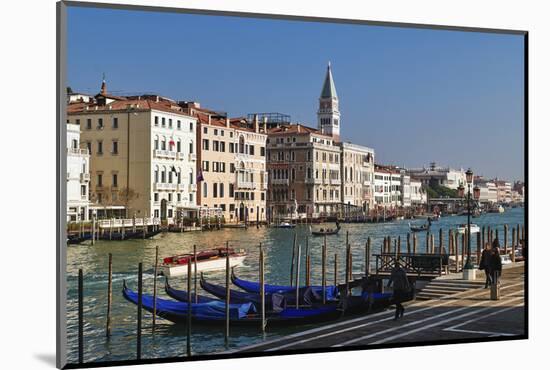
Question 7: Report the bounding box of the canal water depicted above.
[66,207,524,364]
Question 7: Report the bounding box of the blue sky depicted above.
[67,6,525,181]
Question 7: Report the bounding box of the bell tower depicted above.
[317,62,340,140]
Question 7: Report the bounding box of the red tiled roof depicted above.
[67,97,191,116]
[267,123,332,138]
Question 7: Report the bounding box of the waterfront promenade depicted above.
[233,262,525,353]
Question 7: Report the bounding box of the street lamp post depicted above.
[459,169,475,279]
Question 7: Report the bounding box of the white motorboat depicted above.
[456,224,480,234]
[161,248,247,277]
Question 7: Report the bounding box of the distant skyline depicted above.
[67,6,525,181]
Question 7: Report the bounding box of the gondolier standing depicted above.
[387,262,410,320]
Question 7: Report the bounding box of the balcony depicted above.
[305,177,322,184]
[236,180,255,189]
[153,149,177,159]
[329,178,341,186]
[188,153,197,161]
[271,178,289,186]
[260,182,268,190]
[154,182,177,191]
[80,173,90,182]
[188,183,197,192]
[67,148,89,156]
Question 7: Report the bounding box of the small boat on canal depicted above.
[456,223,481,234]
[161,248,247,277]
[272,221,296,229]
[310,222,341,236]
[409,218,432,232]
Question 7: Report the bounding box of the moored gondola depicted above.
[123,280,342,326]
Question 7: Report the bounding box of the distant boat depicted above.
[273,222,296,229]
[161,248,246,277]
[311,222,341,236]
[456,224,480,234]
[409,218,432,232]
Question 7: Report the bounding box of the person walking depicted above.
[489,238,503,285]
[387,262,410,320]
[479,243,492,288]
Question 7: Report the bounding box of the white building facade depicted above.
[66,123,90,221]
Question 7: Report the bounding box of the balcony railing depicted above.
[305,177,322,184]
[188,153,197,161]
[329,178,341,186]
[80,173,90,182]
[153,149,177,159]
[188,183,197,192]
[67,148,89,156]
[154,182,177,191]
[236,180,255,189]
[271,178,289,186]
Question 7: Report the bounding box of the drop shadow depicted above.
[34,353,56,367]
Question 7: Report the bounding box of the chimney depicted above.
[226,117,230,128]
[263,116,268,132]
[208,114,211,124]
[253,114,259,133]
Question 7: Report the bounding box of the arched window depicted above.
[177,167,181,184]
[189,140,194,154]
[154,166,159,183]
[161,136,166,150]
[154,135,159,150]
[161,166,166,183]
[177,139,181,153]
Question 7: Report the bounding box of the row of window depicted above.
[154,116,192,131]
[153,192,193,203]
[154,137,194,153]
[72,117,119,130]
[202,139,265,156]
[84,140,118,155]
[201,182,265,201]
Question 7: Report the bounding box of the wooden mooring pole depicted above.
[461,233,466,270]
[290,233,297,286]
[413,233,417,255]
[477,232,481,263]
[137,262,143,360]
[365,237,371,277]
[439,228,443,255]
[504,225,509,255]
[482,226,486,253]
[106,253,113,338]
[295,244,301,309]
[152,247,158,334]
[187,256,192,356]
[334,253,338,287]
[322,235,327,304]
[260,244,266,332]
[407,233,411,254]
[426,231,430,253]
[225,242,230,345]
[193,245,198,303]
[454,232,459,273]
[305,237,310,287]
[78,269,83,364]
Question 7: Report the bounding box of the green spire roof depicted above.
[320,62,338,99]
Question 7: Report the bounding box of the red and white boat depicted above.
[161,248,247,277]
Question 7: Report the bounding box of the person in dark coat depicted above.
[478,243,493,288]
[489,238,503,285]
[387,262,410,320]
